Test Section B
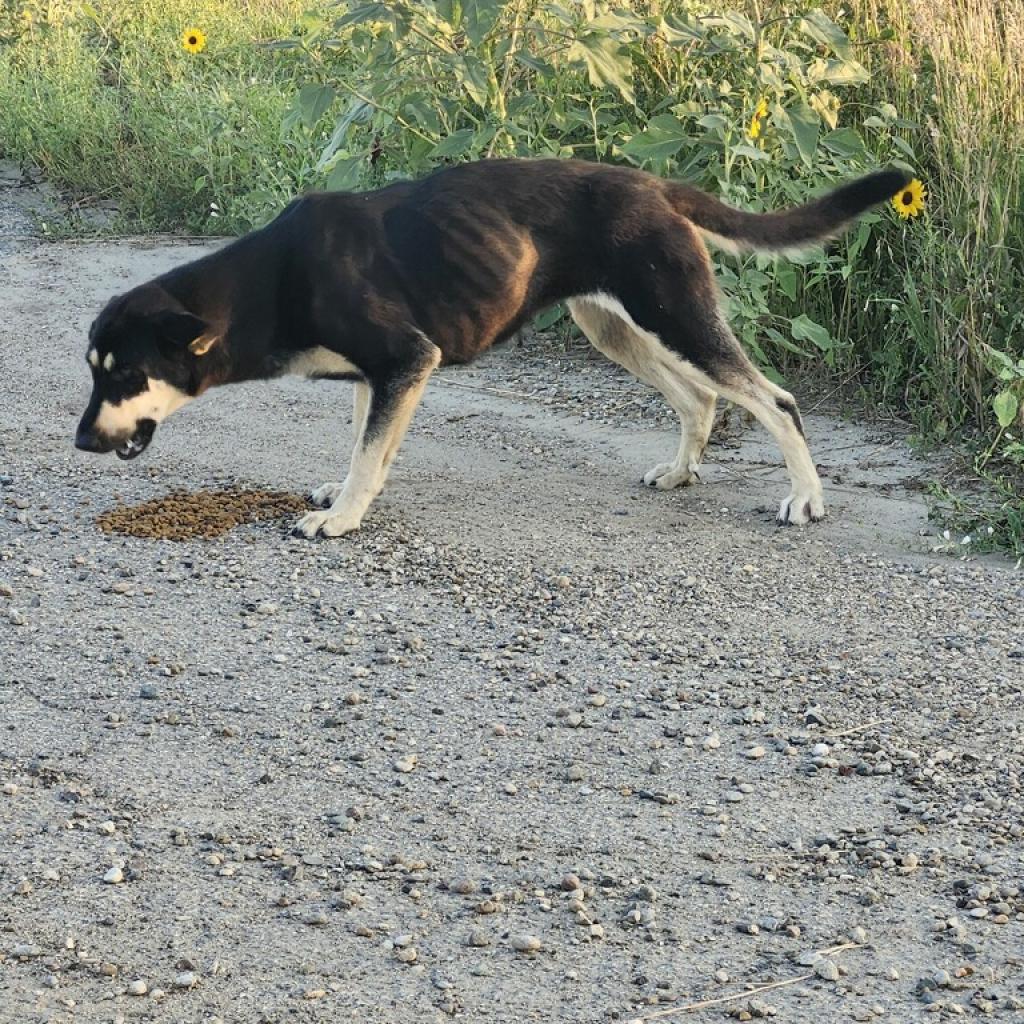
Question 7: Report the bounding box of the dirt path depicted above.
[2,230,1022,1024]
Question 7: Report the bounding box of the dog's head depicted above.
[75,286,220,460]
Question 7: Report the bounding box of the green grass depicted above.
[0,0,309,232]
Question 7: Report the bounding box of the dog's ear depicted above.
[153,311,220,357]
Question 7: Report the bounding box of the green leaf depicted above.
[697,113,728,130]
[514,51,556,77]
[660,12,705,45]
[325,155,365,191]
[994,390,1019,428]
[892,136,917,161]
[569,33,635,106]
[435,0,457,27]
[620,114,688,164]
[799,10,853,59]
[790,314,834,351]
[429,128,476,158]
[317,100,372,171]
[730,143,770,161]
[774,261,797,302]
[533,303,565,331]
[456,54,490,108]
[462,0,502,45]
[781,103,820,167]
[705,13,755,42]
[765,325,809,357]
[335,3,394,30]
[811,58,870,87]
[821,127,866,159]
[297,84,336,130]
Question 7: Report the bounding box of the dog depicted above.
[75,158,909,538]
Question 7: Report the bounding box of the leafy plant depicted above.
[276,0,911,380]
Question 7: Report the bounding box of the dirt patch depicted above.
[95,488,308,541]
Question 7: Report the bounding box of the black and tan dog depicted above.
[75,158,908,538]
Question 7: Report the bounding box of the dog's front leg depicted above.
[310,382,371,510]
[294,337,441,540]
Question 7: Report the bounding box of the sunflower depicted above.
[748,98,769,140]
[182,27,206,54]
[892,178,926,219]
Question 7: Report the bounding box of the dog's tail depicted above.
[664,169,912,254]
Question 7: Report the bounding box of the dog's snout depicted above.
[75,425,111,453]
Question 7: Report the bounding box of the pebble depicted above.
[567,763,586,781]
[703,733,721,751]
[126,980,148,996]
[2,783,18,796]
[450,877,477,895]
[393,755,417,774]
[815,960,840,982]
[138,684,160,700]
[173,971,197,989]
[468,928,491,947]
[811,743,830,757]
[103,866,124,885]
[745,746,766,759]
[510,933,542,953]
[394,946,418,963]
[11,943,43,958]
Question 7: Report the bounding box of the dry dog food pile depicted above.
[96,488,309,541]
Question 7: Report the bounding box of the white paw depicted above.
[643,460,701,490]
[777,490,825,525]
[292,508,363,540]
[310,481,344,508]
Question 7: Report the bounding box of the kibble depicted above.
[95,488,308,541]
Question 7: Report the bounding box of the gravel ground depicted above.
[2,183,1023,1024]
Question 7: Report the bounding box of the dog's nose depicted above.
[75,426,108,453]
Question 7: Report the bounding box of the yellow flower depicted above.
[748,98,769,140]
[182,27,206,54]
[892,178,926,219]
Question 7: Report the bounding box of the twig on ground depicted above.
[623,943,861,1022]
[434,377,544,403]
[826,719,887,738]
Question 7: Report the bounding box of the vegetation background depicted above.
[1,0,1021,551]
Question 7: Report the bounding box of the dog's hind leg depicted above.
[311,381,371,509]
[568,297,717,489]
[574,213,824,523]
[295,337,441,539]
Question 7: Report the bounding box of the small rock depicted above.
[510,933,542,953]
[745,746,766,760]
[393,755,417,774]
[173,972,197,989]
[11,943,43,958]
[815,960,840,982]
[127,980,148,997]
[468,929,491,947]
[103,866,124,885]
